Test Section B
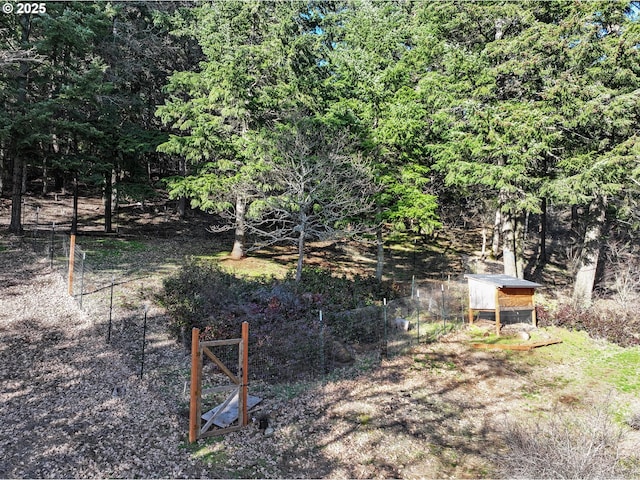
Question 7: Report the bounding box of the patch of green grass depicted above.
[180,436,229,465]
[269,380,315,400]
[413,354,457,372]
[357,413,372,426]
[192,253,289,279]
[587,347,640,394]
[80,238,147,262]
[519,328,640,395]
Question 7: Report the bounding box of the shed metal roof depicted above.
[464,274,542,288]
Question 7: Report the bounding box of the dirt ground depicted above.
[0,243,516,478]
[1,195,638,478]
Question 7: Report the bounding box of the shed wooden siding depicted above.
[497,288,535,308]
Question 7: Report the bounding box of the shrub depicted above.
[498,405,637,479]
[627,412,640,431]
[158,261,253,345]
[537,302,640,348]
[294,266,399,310]
[158,261,399,381]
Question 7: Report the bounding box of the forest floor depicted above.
[1,194,639,478]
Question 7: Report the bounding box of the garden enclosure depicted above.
[16,206,469,386]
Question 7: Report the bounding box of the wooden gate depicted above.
[189,323,249,442]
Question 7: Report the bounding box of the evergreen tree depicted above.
[544,0,640,305]
[425,1,568,278]
[157,0,322,258]
[321,0,441,280]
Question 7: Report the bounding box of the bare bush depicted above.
[497,406,637,479]
[627,412,640,431]
[603,241,640,308]
[536,301,640,347]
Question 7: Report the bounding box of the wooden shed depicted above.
[465,274,541,336]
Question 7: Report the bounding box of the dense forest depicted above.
[1,0,639,304]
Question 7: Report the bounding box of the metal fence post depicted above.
[79,251,86,308]
[441,284,446,328]
[383,298,388,358]
[49,222,55,268]
[140,306,148,379]
[416,289,420,344]
[319,310,325,376]
[107,276,115,343]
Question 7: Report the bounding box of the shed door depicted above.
[469,281,496,309]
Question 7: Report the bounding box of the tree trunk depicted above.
[295,226,306,283]
[42,158,49,195]
[477,227,484,260]
[9,154,23,233]
[230,195,246,259]
[104,170,113,233]
[21,162,27,194]
[502,210,517,277]
[514,214,525,279]
[573,196,607,307]
[571,205,580,239]
[177,158,187,219]
[8,14,31,234]
[177,197,186,219]
[538,197,547,264]
[375,224,384,282]
[0,145,4,196]
[492,207,502,258]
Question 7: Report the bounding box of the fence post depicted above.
[441,284,446,328]
[49,222,55,269]
[319,310,325,375]
[107,276,114,343]
[241,321,249,427]
[382,298,388,359]
[79,251,86,308]
[189,328,201,443]
[32,206,39,249]
[68,234,76,296]
[140,306,148,379]
[416,289,420,344]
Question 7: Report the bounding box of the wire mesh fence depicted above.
[17,206,157,383]
[17,202,470,388]
[246,282,468,384]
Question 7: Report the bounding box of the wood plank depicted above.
[498,289,534,308]
[202,385,238,395]
[470,339,563,351]
[189,328,202,443]
[468,280,496,309]
[498,287,534,298]
[241,322,249,427]
[202,346,239,384]
[200,338,241,347]
[201,389,237,434]
[495,288,501,336]
[202,394,262,428]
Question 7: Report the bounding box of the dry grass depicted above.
[497,404,631,479]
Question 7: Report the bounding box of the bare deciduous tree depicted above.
[247,122,379,281]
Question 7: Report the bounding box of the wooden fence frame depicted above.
[189,322,249,443]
